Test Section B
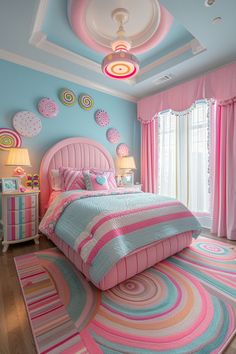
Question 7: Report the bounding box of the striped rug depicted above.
[15,236,236,353]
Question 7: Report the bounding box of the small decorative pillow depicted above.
[90,169,117,189]
[83,171,110,191]
[59,167,86,191]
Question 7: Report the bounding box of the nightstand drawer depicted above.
[1,190,40,252]
[7,222,36,241]
[7,208,36,225]
[7,194,37,211]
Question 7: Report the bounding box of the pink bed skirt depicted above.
[49,231,193,290]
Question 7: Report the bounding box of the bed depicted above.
[39,137,201,290]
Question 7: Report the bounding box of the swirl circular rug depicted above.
[15,236,236,354]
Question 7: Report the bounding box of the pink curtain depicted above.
[141,120,157,193]
[138,61,236,123]
[211,97,236,240]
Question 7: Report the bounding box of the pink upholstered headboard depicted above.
[39,137,115,217]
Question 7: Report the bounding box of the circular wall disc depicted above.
[13,111,42,137]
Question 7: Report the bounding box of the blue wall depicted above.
[0,60,140,180]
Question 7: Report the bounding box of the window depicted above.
[157,100,211,226]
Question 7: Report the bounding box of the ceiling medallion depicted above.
[68,0,173,54]
[101,8,139,80]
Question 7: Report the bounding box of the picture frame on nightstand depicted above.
[0,177,20,193]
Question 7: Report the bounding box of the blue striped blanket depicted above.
[39,189,201,284]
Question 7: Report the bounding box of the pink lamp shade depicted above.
[5,148,31,177]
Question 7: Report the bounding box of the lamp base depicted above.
[119,172,134,187]
[12,167,27,191]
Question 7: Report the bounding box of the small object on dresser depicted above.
[0,190,40,252]
[121,173,134,186]
[26,173,33,188]
[26,173,40,189]
[33,174,40,189]
[0,177,20,193]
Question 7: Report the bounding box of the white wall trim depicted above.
[0,49,137,103]
[34,33,101,74]
[31,31,136,86]
[29,0,48,43]
[30,0,101,75]
[139,42,192,76]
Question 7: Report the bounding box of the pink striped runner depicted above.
[15,254,93,354]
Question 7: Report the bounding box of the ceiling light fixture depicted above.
[212,16,222,24]
[102,8,139,80]
[205,0,216,7]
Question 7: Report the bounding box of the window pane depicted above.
[157,100,211,220]
[158,111,177,198]
[188,102,210,213]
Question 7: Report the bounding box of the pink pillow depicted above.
[59,167,86,191]
[83,171,110,191]
[89,169,117,189]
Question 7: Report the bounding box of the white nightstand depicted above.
[0,190,40,252]
[118,184,142,191]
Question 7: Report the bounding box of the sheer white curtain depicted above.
[188,102,210,213]
[158,110,177,198]
[157,100,211,226]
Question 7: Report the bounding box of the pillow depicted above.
[89,168,117,189]
[83,171,110,191]
[59,167,86,191]
[50,169,62,191]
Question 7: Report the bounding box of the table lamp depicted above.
[5,148,31,187]
[118,156,136,186]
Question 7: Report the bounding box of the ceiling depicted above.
[1,0,236,102]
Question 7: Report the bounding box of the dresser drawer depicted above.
[7,208,36,225]
[7,222,37,241]
[7,195,37,211]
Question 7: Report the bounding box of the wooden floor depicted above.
[0,236,54,354]
[0,233,235,354]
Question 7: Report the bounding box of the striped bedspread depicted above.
[39,189,201,284]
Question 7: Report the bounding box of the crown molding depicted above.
[0,49,137,103]
[30,0,48,39]
[30,31,136,85]
[139,42,192,76]
[31,32,101,74]
[30,0,101,75]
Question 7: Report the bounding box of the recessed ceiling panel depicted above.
[68,0,163,53]
[42,0,196,69]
